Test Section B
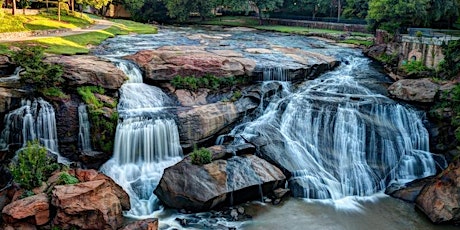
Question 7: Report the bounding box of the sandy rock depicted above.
[388,78,440,103]
[2,193,49,226]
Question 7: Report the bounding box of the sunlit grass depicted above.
[0,20,156,55]
[0,10,93,33]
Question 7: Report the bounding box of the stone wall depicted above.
[400,38,445,68]
[262,18,368,33]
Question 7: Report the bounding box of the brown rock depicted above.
[51,180,125,230]
[388,78,440,103]
[120,218,158,230]
[2,193,50,226]
[124,47,256,81]
[0,87,26,114]
[175,89,209,106]
[2,222,37,230]
[45,55,127,90]
[154,154,286,211]
[415,160,460,224]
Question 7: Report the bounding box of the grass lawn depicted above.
[0,9,93,33]
[0,19,157,55]
[200,16,373,43]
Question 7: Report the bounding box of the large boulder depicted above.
[2,193,50,226]
[45,55,127,90]
[124,46,256,82]
[415,160,460,224]
[177,98,258,147]
[388,78,440,103]
[120,218,158,230]
[51,169,130,230]
[154,154,286,211]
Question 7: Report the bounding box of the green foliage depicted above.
[171,75,238,91]
[367,0,430,33]
[77,86,105,108]
[230,90,242,102]
[56,172,79,185]
[431,84,460,142]
[401,60,431,74]
[376,52,398,65]
[41,87,69,99]
[77,86,117,153]
[20,190,35,199]
[10,46,65,96]
[9,141,59,190]
[343,0,369,19]
[340,39,374,47]
[190,146,212,165]
[438,40,460,80]
[165,0,219,21]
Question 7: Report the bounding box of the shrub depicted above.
[56,172,79,185]
[77,86,105,109]
[190,146,212,165]
[438,40,460,80]
[41,87,69,99]
[9,140,59,190]
[401,60,431,74]
[171,74,241,91]
[230,90,242,102]
[10,46,65,95]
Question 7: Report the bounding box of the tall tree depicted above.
[251,0,284,23]
[12,0,17,15]
[342,0,368,19]
[165,0,218,21]
[429,0,460,27]
[367,0,430,33]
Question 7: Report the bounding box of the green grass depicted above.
[341,39,374,47]
[0,9,93,33]
[0,19,157,55]
[200,16,259,27]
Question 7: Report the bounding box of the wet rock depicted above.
[120,218,158,230]
[124,47,256,82]
[415,160,460,224]
[154,154,286,212]
[385,177,435,202]
[45,55,127,90]
[0,87,26,115]
[175,89,209,106]
[388,78,439,103]
[177,101,258,147]
[2,193,50,226]
[208,144,256,160]
[272,188,290,199]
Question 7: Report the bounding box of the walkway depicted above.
[0,19,113,42]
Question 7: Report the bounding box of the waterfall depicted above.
[260,67,291,81]
[112,59,143,83]
[100,60,182,218]
[78,104,92,151]
[0,98,67,162]
[232,56,437,201]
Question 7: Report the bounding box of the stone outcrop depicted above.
[416,160,460,224]
[154,153,286,211]
[50,169,130,230]
[385,177,435,202]
[124,46,256,82]
[2,193,50,226]
[177,98,258,147]
[388,78,440,103]
[120,218,158,230]
[45,55,127,90]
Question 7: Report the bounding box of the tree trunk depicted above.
[46,0,48,12]
[337,0,341,22]
[12,0,16,15]
[70,0,74,12]
[58,2,61,21]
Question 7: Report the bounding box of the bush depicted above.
[171,74,240,91]
[56,172,79,185]
[10,46,65,95]
[77,86,106,109]
[438,40,460,79]
[401,60,431,74]
[190,146,212,165]
[9,140,59,190]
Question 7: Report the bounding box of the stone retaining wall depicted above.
[0,29,72,40]
[262,18,368,33]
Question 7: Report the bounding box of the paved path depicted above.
[0,19,113,42]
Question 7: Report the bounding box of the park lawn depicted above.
[0,10,93,33]
[0,20,157,55]
[201,16,259,27]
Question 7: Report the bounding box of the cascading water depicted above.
[78,104,92,151]
[232,55,437,201]
[100,58,182,218]
[0,98,67,162]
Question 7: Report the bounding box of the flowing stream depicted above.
[96,27,444,228]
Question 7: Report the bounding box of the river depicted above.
[95,26,451,230]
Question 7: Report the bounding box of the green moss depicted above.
[56,172,79,185]
[340,39,374,47]
[171,74,241,92]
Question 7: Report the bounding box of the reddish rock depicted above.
[2,222,37,230]
[2,193,50,226]
[120,218,158,230]
[154,154,286,211]
[415,160,460,224]
[45,55,127,90]
[388,78,440,103]
[51,180,125,230]
[124,46,256,81]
